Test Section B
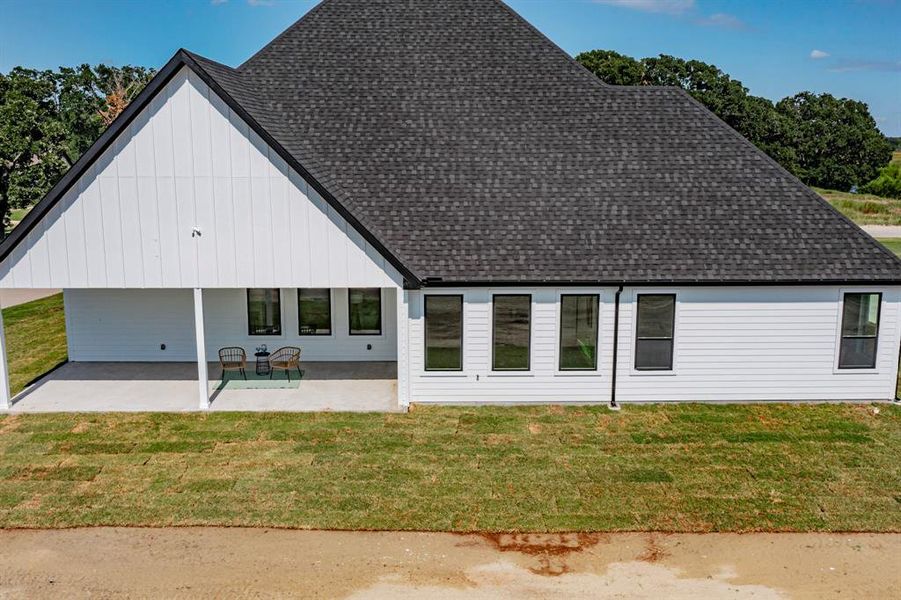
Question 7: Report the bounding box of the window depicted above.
[635,294,675,371]
[349,288,382,335]
[425,295,463,371]
[838,292,881,369]
[493,295,531,371]
[298,289,332,335]
[559,294,599,371]
[247,289,282,336]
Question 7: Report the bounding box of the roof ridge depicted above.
[492,0,611,93]
[237,0,330,72]
[182,49,237,72]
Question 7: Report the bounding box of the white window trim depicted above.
[832,287,883,375]
[420,291,467,377]
[486,289,534,376]
[553,288,605,377]
[629,288,679,376]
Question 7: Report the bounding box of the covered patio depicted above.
[8,361,399,413]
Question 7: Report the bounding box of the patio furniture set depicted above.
[218,346,303,381]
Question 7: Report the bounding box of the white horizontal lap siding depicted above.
[406,285,900,404]
[65,288,398,362]
[408,288,615,404]
[616,286,901,402]
[0,67,402,290]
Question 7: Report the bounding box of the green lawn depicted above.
[0,404,898,531]
[819,154,901,225]
[1,295,899,533]
[9,207,31,223]
[878,239,901,256]
[3,294,67,395]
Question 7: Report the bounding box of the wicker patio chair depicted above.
[218,347,247,380]
[269,346,302,381]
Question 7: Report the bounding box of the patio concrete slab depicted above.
[7,361,399,413]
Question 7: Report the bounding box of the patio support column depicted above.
[396,288,410,410]
[194,288,209,410]
[0,307,9,410]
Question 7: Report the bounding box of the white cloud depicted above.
[694,13,747,30]
[210,0,227,4]
[592,0,695,15]
[810,49,830,59]
[247,0,274,6]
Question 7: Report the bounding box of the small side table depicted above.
[254,351,271,376]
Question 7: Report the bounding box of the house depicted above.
[1,0,900,411]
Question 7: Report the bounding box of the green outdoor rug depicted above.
[216,370,304,391]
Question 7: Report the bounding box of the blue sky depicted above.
[2,0,899,135]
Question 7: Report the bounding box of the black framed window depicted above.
[247,289,282,336]
[838,292,881,369]
[493,295,531,371]
[425,295,463,371]
[635,294,675,371]
[298,289,332,336]
[559,294,599,371]
[349,288,382,335]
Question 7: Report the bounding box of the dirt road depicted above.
[0,529,897,598]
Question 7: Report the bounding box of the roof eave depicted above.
[416,278,901,289]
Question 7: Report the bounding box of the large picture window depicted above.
[493,295,531,371]
[425,295,463,371]
[559,294,599,371]
[247,289,282,336]
[838,292,881,369]
[635,294,675,371]
[349,288,382,335]
[298,289,332,336]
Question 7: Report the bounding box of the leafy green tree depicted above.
[575,50,644,85]
[776,92,892,191]
[576,50,891,191]
[860,162,901,199]
[55,65,154,164]
[643,55,797,170]
[0,64,154,232]
[577,51,794,171]
[0,68,70,231]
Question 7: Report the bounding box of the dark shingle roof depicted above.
[190,0,901,285]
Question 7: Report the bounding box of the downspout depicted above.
[610,285,624,409]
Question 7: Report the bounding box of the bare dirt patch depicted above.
[637,532,670,562]
[479,532,606,557]
[478,532,608,576]
[0,529,898,598]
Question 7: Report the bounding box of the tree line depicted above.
[0,65,154,230]
[1,53,898,234]
[576,50,897,196]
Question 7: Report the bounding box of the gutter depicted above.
[609,285,624,410]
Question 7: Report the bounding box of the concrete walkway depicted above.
[0,529,897,598]
[8,361,399,413]
[862,225,901,238]
[0,288,59,308]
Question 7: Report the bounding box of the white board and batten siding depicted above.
[0,67,402,291]
[65,288,398,363]
[406,285,901,403]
